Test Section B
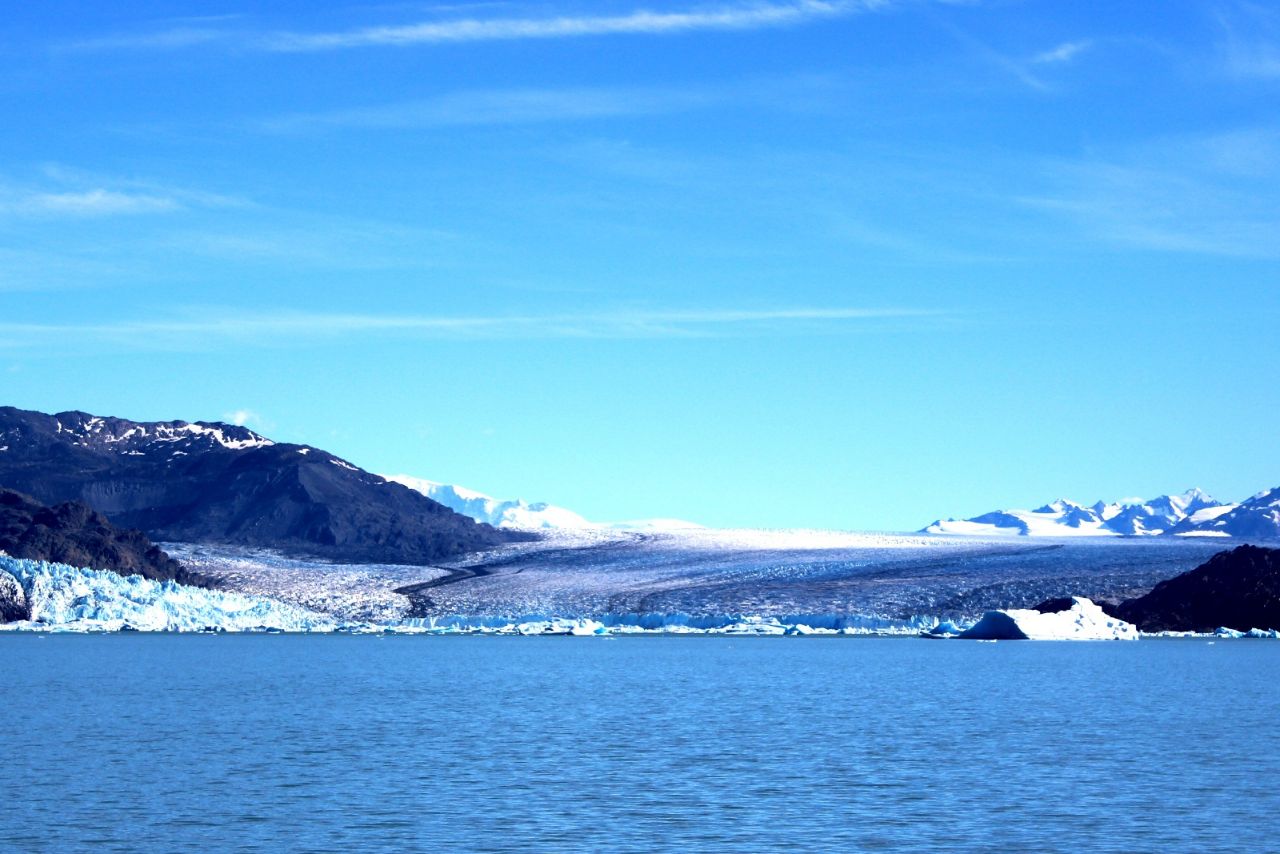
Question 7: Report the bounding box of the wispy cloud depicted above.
[221,408,278,432]
[0,168,250,220]
[260,73,849,132]
[67,1,895,54]
[0,188,179,217]
[1032,39,1092,65]
[0,306,943,352]
[59,13,248,51]
[0,247,140,292]
[1217,1,1280,79]
[1019,129,1280,258]
[223,408,260,427]
[67,27,233,51]
[936,22,1049,91]
[261,85,719,132]
[265,1,890,51]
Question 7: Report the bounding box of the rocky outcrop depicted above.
[0,570,27,622]
[0,488,199,587]
[1115,545,1280,632]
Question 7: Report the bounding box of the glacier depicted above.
[0,555,332,633]
[2,533,1262,638]
[0,553,945,635]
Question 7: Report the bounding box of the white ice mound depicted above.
[383,475,596,530]
[958,597,1138,641]
[0,556,333,633]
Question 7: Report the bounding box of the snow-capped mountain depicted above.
[0,408,277,455]
[382,474,704,532]
[923,488,1240,538]
[383,475,595,530]
[1168,487,1280,539]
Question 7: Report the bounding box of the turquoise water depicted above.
[3,636,1277,851]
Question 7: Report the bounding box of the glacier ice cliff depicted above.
[0,555,332,633]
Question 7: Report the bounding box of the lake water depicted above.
[4,635,1277,851]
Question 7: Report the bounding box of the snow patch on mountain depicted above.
[50,413,276,451]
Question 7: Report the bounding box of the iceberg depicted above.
[1207,626,1278,639]
[922,619,965,638]
[958,597,1138,641]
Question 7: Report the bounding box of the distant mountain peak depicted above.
[1034,498,1084,514]
[922,487,1279,539]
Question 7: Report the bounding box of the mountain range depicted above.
[0,407,526,564]
[2,405,1274,561]
[924,487,1280,539]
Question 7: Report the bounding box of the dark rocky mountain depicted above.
[0,406,528,564]
[0,488,197,585]
[1114,545,1280,632]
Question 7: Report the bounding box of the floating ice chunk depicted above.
[922,619,966,638]
[958,597,1138,641]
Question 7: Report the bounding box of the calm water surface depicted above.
[3,636,1277,852]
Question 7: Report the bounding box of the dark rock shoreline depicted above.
[1113,544,1280,633]
[1035,544,1280,632]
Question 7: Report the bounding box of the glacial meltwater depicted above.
[3,635,1277,851]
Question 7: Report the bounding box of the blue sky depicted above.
[2,0,1278,529]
